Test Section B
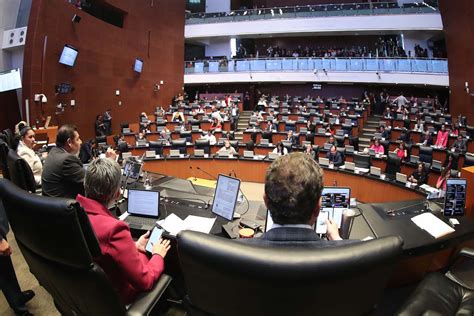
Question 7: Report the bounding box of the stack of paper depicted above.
[411,213,455,238]
[158,213,216,236]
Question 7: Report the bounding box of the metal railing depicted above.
[184,57,448,75]
[185,1,439,24]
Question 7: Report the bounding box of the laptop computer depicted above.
[318,128,326,134]
[169,149,180,157]
[345,145,354,154]
[192,125,200,131]
[174,126,181,132]
[370,166,381,176]
[145,150,156,158]
[344,162,355,171]
[410,155,420,164]
[122,128,131,134]
[300,127,308,133]
[243,150,254,158]
[136,139,147,147]
[324,143,333,150]
[194,149,205,157]
[396,172,407,184]
[122,152,132,160]
[368,148,376,156]
[157,126,164,132]
[124,189,160,231]
[336,130,344,136]
[319,157,330,167]
[260,139,269,146]
[432,160,442,171]
[218,151,229,157]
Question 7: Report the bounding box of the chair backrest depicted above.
[385,153,402,177]
[95,135,107,144]
[353,153,371,169]
[464,154,474,168]
[419,145,433,164]
[7,149,36,193]
[3,128,14,148]
[149,140,163,155]
[171,139,187,154]
[349,136,359,152]
[0,179,126,316]
[0,139,10,179]
[177,230,403,316]
[335,135,345,147]
[195,139,210,154]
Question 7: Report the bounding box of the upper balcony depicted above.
[184,57,449,87]
[185,2,442,40]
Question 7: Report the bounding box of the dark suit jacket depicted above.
[0,199,8,238]
[42,147,85,199]
[241,227,357,248]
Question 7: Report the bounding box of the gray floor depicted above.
[0,182,265,316]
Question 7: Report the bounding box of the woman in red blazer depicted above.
[76,158,170,305]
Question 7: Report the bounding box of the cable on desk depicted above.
[355,204,378,238]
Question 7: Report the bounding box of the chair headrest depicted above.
[172,139,186,146]
[0,179,101,269]
[195,139,210,146]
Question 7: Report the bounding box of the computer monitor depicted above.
[134,58,143,73]
[211,174,241,221]
[444,178,467,216]
[59,44,78,66]
[127,189,159,217]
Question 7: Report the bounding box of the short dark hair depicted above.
[20,126,33,138]
[265,152,324,225]
[56,124,77,147]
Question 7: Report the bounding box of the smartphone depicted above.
[145,226,164,254]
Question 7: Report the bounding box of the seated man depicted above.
[326,145,344,167]
[242,153,356,247]
[42,124,85,198]
[76,158,170,305]
[200,130,216,146]
[451,135,466,153]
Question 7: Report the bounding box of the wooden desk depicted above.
[32,126,58,143]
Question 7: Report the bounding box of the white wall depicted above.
[205,38,231,58]
[0,0,21,71]
[186,13,443,39]
[185,71,449,87]
[403,33,434,58]
[206,0,230,13]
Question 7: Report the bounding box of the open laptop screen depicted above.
[127,189,160,217]
[211,174,241,221]
[123,161,142,180]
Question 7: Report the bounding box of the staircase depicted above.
[234,111,252,141]
[359,114,382,151]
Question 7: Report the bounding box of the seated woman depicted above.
[272,142,288,156]
[434,124,449,149]
[408,162,428,185]
[76,158,170,305]
[304,143,316,160]
[394,142,407,160]
[16,126,43,186]
[370,138,385,154]
[218,140,237,156]
[326,123,335,135]
[326,145,343,167]
[436,167,451,192]
[209,118,222,131]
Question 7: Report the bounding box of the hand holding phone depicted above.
[146,226,164,254]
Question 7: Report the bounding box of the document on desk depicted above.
[411,213,455,238]
[158,213,216,236]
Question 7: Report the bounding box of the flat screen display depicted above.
[59,45,78,66]
[0,68,22,92]
[444,178,466,216]
[123,161,142,180]
[211,174,240,221]
[134,58,143,73]
[127,189,160,217]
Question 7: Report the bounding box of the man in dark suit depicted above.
[243,152,356,247]
[42,124,85,199]
[0,200,35,315]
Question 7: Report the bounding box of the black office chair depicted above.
[194,139,210,155]
[419,145,433,165]
[261,131,273,143]
[3,128,15,148]
[335,135,345,148]
[349,136,359,152]
[180,131,192,143]
[95,135,107,145]
[177,230,403,316]
[120,122,129,133]
[353,153,371,169]
[433,121,442,132]
[285,121,296,132]
[171,139,187,155]
[380,140,390,155]
[149,141,164,156]
[397,247,474,315]
[0,178,172,316]
[385,153,402,180]
[342,123,352,136]
[466,125,474,139]
[444,151,460,170]
[7,149,36,193]
[463,154,474,168]
[281,140,293,153]
[0,139,10,179]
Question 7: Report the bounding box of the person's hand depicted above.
[326,218,342,241]
[0,238,12,256]
[105,147,118,160]
[152,238,171,258]
[135,231,150,253]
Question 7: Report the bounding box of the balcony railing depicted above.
[184,57,448,75]
[185,1,439,25]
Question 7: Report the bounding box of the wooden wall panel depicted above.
[22,0,185,140]
[439,0,474,123]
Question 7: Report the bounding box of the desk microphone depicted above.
[189,166,197,181]
[196,166,217,180]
